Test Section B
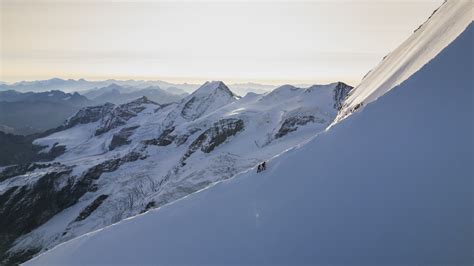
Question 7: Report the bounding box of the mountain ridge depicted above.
[0,80,352,264]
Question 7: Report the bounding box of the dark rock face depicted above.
[109,126,140,150]
[66,103,115,129]
[333,82,354,110]
[74,195,109,222]
[80,152,145,190]
[199,119,244,153]
[0,166,73,264]
[2,247,41,266]
[48,143,66,158]
[0,151,145,264]
[181,119,244,164]
[275,115,324,139]
[141,201,156,213]
[95,97,157,136]
[143,127,176,147]
[0,162,60,182]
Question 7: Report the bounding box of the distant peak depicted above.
[46,78,66,83]
[127,95,157,105]
[105,83,122,88]
[193,81,235,97]
[136,95,149,102]
[332,82,354,110]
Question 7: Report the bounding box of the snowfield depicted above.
[25,2,473,265]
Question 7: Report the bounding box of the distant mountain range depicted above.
[0,85,188,135]
[0,90,89,105]
[0,90,92,135]
[81,83,186,105]
[0,78,282,96]
[0,78,199,94]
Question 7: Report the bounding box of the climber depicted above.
[257,161,267,173]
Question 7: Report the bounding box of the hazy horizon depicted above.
[0,76,339,87]
[1,0,442,86]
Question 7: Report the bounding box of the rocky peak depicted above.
[179,81,237,121]
[127,96,156,105]
[333,82,353,110]
[192,81,235,97]
[95,97,157,136]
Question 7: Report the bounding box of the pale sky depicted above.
[1,0,443,85]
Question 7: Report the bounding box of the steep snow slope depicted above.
[337,0,472,121]
[27,21,473,265]
[0,80,352,263]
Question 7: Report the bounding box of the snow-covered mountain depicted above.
[21,1,473,265]
[0,78,352,264]
[81,83,186,105]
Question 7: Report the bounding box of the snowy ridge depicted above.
[337,0,472,121]
[25,18,474,266]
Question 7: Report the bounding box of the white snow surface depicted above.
[337,0,472,122]
[25,12,473,266]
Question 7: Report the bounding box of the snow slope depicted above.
[337,0,472,121]
[26,16,474,266]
